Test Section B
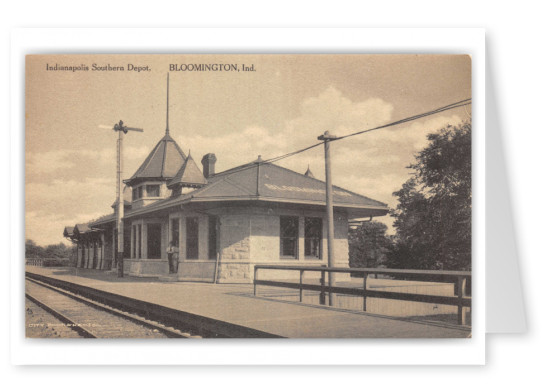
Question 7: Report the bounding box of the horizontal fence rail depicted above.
[253,265,471,326]
[26,258,75,267]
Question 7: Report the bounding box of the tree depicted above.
[349,221,392,269]
[25,239,75,259]
[44,242,71,258]
[388,121,471,271]
[25,239,45,258]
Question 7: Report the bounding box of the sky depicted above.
[25,54,471,246]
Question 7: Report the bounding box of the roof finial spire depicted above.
[165,73,170,136]
[304,164,315,178]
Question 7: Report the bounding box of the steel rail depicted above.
[25,291,98,338]
[26,277,197,338]
[26,272,282,338]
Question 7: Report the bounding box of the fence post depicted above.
[299,270,304,303]
[320,269,326,305]
[363,272,368,311]
[254,266,258,296]
[457,276,467,325]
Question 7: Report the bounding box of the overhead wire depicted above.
[334,98,471,141]
[215,98,472,177]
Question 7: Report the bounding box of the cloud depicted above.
[26,146,149,177]
[180,86,396,172]
[177,87,464,233]
[179,125,290,173]
[26,210,103,246]
[26,150,76,174]
[330,114,464,205]
[282,87,394,146]
[125,146,150,162]
[26,86,467,244]
[26,177,116,245]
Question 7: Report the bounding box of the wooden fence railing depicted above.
[253,265,471,325]
[25,258,74,267]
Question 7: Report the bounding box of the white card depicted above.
[11,27,490,365]
[486,48,526,333]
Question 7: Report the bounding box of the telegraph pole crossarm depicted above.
[317,130,338,306]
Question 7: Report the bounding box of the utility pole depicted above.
[318,130,338,306]
[112,120,143,277]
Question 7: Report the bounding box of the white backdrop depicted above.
[2,0,549,389]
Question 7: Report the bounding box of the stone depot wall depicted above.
[121,206,351,283]
[217,262,254,283]
[215,209,350,283]
[220,215,251,260]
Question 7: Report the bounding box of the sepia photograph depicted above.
[25,54,472,339]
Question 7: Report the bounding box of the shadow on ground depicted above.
[237,289,472,330]
[403,311,471,327]
[29,266,160,283]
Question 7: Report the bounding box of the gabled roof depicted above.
[208,161,388,207]
[125,160,388,219]
[168,155,207,188]
[74,223,91,235]
[63,226,75,237]
[126,133,187,185]
[89,213,116,227]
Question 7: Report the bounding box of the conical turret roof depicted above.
[126,133,187,185]
[126,74,189,186]
[168,154,207,188]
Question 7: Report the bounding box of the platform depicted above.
[25,266,470,338]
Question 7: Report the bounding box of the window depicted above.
[132,225,141,259]
[208,216,218,260]
[137,225,142,258]
[280,216,299,258]
[146,185,160,197]
[124,227,131,258]
[147,223,162,259]
[132,226,136,258]
[133,185,159,199]
[171,218,179,247]
[305,217,322,259]
[186,217,199,260]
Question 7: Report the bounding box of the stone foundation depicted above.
[216,262,253,283]
[123,258,350,284]
[127,259,168,277]
[176,261,216,282]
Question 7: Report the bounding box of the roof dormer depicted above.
[167,154,207,196]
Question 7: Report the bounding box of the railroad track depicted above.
[26,277,201,338]
[25,272,282,338]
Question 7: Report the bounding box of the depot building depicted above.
[64,127,388,283]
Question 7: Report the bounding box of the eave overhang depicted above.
[123,195,389,220]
